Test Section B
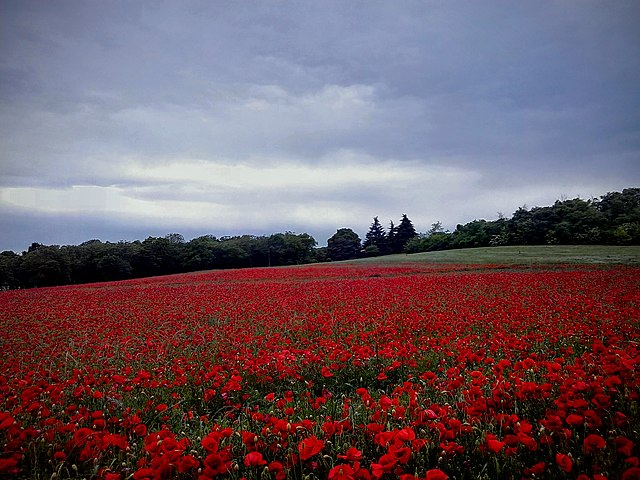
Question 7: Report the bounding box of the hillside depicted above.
[346,245,640,266]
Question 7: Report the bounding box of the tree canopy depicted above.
[392,214,417,253]
[363,217,387,256]
[0,232,318,290]
[327,228,361,261]
[404,188,640,254]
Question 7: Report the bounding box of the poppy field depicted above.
[1,263,639,479]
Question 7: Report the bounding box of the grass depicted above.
[344,245,640,266]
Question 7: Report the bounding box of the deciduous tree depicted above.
[327,228,361,261]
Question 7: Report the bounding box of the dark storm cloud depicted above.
[1,1,639,251]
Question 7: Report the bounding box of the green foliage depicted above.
[598,188,640,224]
[405,232,451,253]
[393,214,417,253]
[363,245,381,257]
[451,219,507,249]
[378,188,639,257]
[505,198,607,245]
[313,246,329,263]
[18,245,72,288]
[387,220,396,252]
[3,232,318,289]
[363,216,387,255]
[0,251,21,290]
[327,228,361,261]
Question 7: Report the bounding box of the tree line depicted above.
[1,188,638,289]
[325,214,418,260]
[329,188,640,261]
[0,232,318,289]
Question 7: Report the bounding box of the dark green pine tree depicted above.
[387,220,397,253]
[393,214,417,253]
[363,216,387,255]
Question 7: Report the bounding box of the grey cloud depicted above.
[1,1,639,251]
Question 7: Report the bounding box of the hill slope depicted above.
[345,245,640,266]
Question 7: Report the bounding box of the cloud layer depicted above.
[1,1,639,251]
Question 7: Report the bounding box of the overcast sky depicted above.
[1,1,639,251]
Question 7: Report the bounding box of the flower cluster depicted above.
[0,264,639,479]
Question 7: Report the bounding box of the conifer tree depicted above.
[387,220,397,253]
[393,214,417,253]
[363,217,387,254]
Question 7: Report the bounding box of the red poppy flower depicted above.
[425,469,449,480]
[394,427,416,447]
[566,414,583,426]
[298,436,324,461]
[53,451,66,461]
[389,445,411,464]
[523,462,545,475]
[133,424,147,437]
[329,464,355,480]
[0,457,19,474]
[486,434,505,454]
[0,414,15,430]
[584,434,606,454]
[244,452,267,467]
[626,457,640,467]
[354,464,372,480]
[268,461,286,480]
[622,467,640,480]
[132,468,155,480]
[177,455,199,473]
[338,447,363,462]
[556,453,573,473]
[203,452,228,476]
[616,437,634,457]
[615,412,629,427]
[201,436,219,453]
[371,453,396,478]
[241,431,262,451]
[322,366,334,378]
[367,423,385,436]
[322,421,336,436]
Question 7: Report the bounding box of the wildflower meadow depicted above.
[1,263,639,479]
